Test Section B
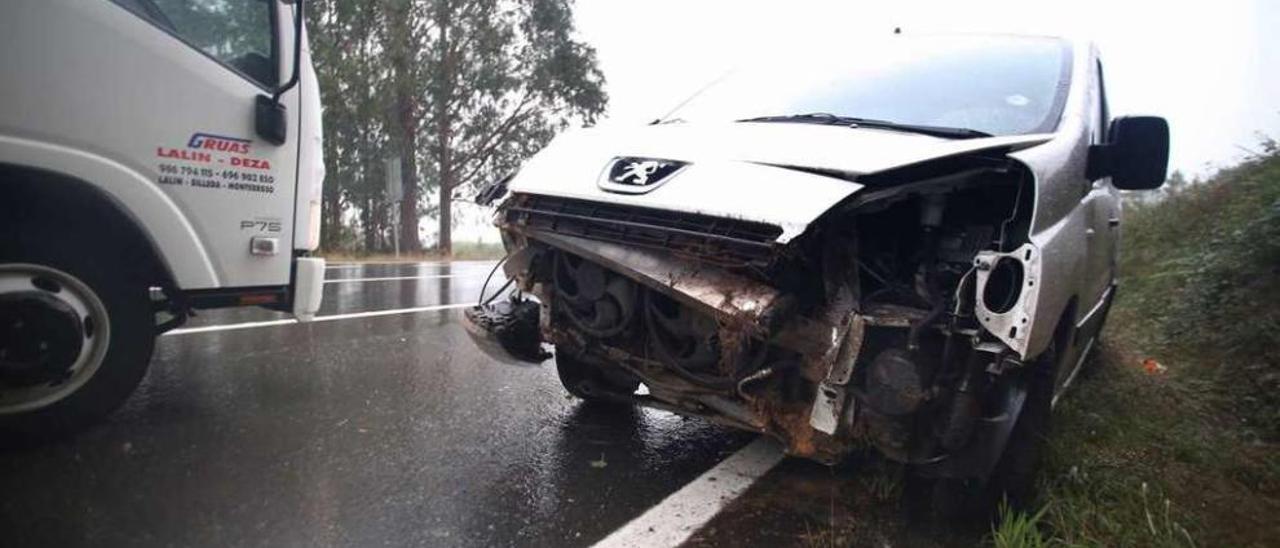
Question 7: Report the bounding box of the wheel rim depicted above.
[0,263,111,414]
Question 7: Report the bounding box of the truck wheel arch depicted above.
[0,135,219,288]
[1,163,179,291]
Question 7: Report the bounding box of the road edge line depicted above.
[592,437,784,548]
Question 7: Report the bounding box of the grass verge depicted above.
[993,148,1280,546]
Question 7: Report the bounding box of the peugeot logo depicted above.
[600,157,687,193]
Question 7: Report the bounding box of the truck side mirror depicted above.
[1088,115,1170,190]
[255,0,305,145]
[255,95,288,145]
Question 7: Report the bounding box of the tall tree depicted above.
[307,0,606,255]
[308,0,391,252]
[380,0,429,252]
[423,0,606,254]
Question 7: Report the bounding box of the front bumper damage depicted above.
[466,155,1046,478]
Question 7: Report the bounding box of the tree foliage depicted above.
[306,0,606,254]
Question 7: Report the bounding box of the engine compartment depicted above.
[480,154,1045,474]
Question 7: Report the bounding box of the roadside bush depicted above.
[1114,147,1280,439]
[992,147,1280,547]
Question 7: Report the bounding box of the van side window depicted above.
[110,0,276,88]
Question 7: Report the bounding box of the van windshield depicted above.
[661,36,1072,137]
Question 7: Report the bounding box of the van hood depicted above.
[506,122,1052,242]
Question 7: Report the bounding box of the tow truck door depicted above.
[93,0,302,288]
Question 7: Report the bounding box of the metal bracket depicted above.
[808,313,866,434]
[973,243,1041,359]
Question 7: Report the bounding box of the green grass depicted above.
[993,147,1280,546]
[992,501,1050,548]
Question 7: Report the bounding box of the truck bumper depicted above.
[292,257,325,321]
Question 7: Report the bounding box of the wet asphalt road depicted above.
[0,261,966,547]
[0,261,756,547]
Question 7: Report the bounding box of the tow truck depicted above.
[0,0,324,439]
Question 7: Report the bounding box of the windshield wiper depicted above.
[738,112,861,125]
[737,113,993,140]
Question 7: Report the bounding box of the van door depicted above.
[1059,59,1118,389]
[1080,60,1119,321]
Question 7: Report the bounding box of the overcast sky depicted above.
[453,0,1276,243]
[577,0,1277,174]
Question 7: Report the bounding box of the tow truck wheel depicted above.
[554,348,638,404]
[0,238,154,443]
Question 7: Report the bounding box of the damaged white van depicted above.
[466,34,1169,512]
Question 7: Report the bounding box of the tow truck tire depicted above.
[554,348,638,405]
[0,230,155,443]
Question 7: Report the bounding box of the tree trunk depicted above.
[434,0,454,256]
[398,118,420,252]
[384,0,421,253]
[321,179,341,250]
[437,138,453,255]
[439,178,452,254]
[362,196,377,251]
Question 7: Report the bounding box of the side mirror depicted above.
[255,95,288,145]
[1088,116,1170,190]
[255,0,305,145]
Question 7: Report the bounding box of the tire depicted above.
[923,339,1061,521]
[554,347,638,404]
[987,340,1058,510]
[0,226,155,443]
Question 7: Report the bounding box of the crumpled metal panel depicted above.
[517,228,782,327]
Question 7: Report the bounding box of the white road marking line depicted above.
[593,437,784,548]
[322,274,481,284]
[162,302,474,336]
[325,260,498,269]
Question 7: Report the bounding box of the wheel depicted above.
[554,347,638,404]
[989,339,1059,509]
[0,229,155,442]
[921,339,1061,521]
